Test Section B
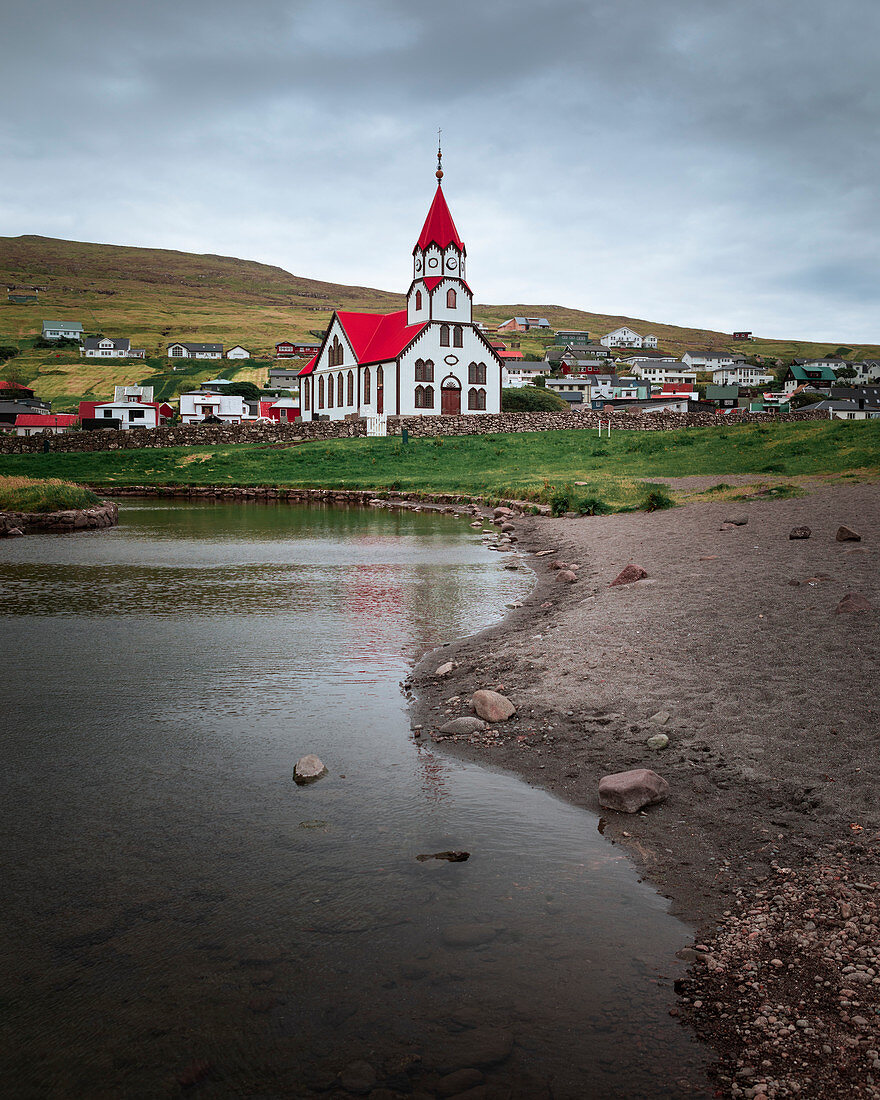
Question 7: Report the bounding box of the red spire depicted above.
[416,185,465,252]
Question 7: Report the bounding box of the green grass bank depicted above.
[1,421,878,514]
[0,476,102,514]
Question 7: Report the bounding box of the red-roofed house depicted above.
[298,163,502,420]
[14,413,78,436]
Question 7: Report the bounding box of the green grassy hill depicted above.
[2,234,877,412]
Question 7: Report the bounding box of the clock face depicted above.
[427,256,439,269]
[446,256,458,271]
[415,257,422,272]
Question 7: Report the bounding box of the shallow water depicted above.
[0,501,709,1098]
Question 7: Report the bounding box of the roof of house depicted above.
[706,385,740,399]
[0,381,34,395]
[83,337,130,352]
[14,413,77,427]
[42,320,83,330]
[660,382,695,392]
[169,341,223,352]
[416,185,465,252]
[788,364,837,382]
[810,400,866,411]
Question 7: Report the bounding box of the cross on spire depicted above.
[436,129,443,182]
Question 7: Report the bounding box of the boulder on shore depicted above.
[471,690,515,722]
[789,526,811,540]
[610,564,648,587]
[293,754,328,785]
[836,525,862,542]
[598,768,669,813]
[835,593,873,614]
[439,716,486,736]
[556,569,578,584]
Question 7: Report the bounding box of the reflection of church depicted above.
[297,151,503,420]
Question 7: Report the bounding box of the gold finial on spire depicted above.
[436,128,443,182]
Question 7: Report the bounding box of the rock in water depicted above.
[835,593,873,614]
[416,851,470,862]
[789,526,811,539]
[293,754,328,785]
[471,690,515,722]
[610,564,648,587]
[439,716,486,735]
[836,525,862,542]
[598,768,669,813]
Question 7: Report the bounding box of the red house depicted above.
[258,397,300,423]
[276,340,321,359]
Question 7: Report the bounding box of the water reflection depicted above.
[0,501,709,1098]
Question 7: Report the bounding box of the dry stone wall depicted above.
[0,501,118,536]
[0,408,827,455]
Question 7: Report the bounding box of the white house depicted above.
[628,362,698,386]
[502,363,548,388]
[81,337,145,359]
[90,400,165,429]
[600,326,656,349]
[167,342,223,360]
[298,161,503,420]
[226,345,251,359]
[616,352,679,366]
[682,351,746,370]
[179,390,251,424]
[42,320,83,341]
[711,365,775,386]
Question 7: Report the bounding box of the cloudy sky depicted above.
[3,0,879,341]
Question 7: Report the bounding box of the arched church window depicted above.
[304,381,310,411]
[327,374,334,408]
[415,385,424,408]
[468,387,486,410]
[440,325,450,347]
[415,290,422,310]
[423,385,434,408]
[468,362,487,385]
[447,288,457,309]
[453,325,463,348]
[318,376,324,409]
[347,370,354,405]
[377,365,384,387]
[337,372,344,406]
[364,367,371,403]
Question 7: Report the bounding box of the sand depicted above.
[412,482,880,1096]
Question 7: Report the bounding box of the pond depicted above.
[0,501,709,1098]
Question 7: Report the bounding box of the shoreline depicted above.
[410,483,880,1097]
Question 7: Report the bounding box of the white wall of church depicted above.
[398,325,500,415]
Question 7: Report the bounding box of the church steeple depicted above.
[408,150,470,325]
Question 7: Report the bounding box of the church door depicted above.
[441,386,461,415]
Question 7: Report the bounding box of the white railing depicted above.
[366,414,387,437]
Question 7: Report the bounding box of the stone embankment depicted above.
[0,501,118,536]
[0,408,825,454]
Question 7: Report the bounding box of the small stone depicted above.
[789,526,811,539]
[556,569,577,584]
[439,716,487,736]
[610,564,648,587]
[725,515,748,526]
[598,768,669,813]
[647,734,669,751]
[4,527,24,537]
[649,710,670,725]
[835,593,873,614]
[836,525,861,541]
[338,1059,377,1094]
[293,754,328,784]
[436,661,455,677]
[471,690,515,722]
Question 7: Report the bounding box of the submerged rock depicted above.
[293,754,328,785]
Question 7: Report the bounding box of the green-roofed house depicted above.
[705,384,739,409]
[41,320,83,341]
[783,362,837,393]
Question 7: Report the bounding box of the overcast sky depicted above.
[2,0,879,342]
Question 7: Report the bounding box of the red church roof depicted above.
[298,310,427,374]
[416,185,464,252]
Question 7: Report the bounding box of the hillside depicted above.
[2,234,878,411]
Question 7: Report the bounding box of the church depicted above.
[297,156,503,420]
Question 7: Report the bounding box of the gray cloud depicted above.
[2,0,879,340]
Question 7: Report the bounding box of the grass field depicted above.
[3,235,880,413]
[0,475,101,513]
[2,421,877,513]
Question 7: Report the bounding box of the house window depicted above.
[447,288,457,309]
[130,408,144,419]
[337,372,344,406]
[468,362,487,384]
[103,409,113,417]
[415,358,434,382]
[453,325,463,347]
[319,375,325,409]
[440,325,450,347]
[468,387,486,410]
[170,346,185,357]
[347,370,354,405]
[364,367,371,403]
[415,290,422,310]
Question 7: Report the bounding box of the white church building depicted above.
[298,160,503,420]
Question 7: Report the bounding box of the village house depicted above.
[275,340,321,359]
[166,341,223,360]
[616,350,679,366]
[41,320,83,341]
[600,327,657,349]
[501,363,547,388]
[267,366,301,388]
[553,330,591,346]
[782,363,837,393]
[79,386,173,430]
[681,351,747,370]
[498,316,551,332]
[81,337,146,359]
[627,361,698,386]
[711,363,774,386]
[0,382,51,428]
[298,157,503,421]
[13,413,78,436]
[705,384,740,410]
[179,389,251,424]
[226,345,251,359]
[258,396,300,423]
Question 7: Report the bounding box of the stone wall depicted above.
[0,419,365,455]
[0,501,118,536]
[0,407,827,455]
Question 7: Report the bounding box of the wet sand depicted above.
[412,482,880,1097]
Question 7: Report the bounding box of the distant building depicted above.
[226,345,251,359]
[81,337,145,359]
[782,363,837,393]
[258,397,300,423]
[13,413,78,436]
[166,341,223,360]
[41,320,83,341]
[681,351,747,369]
[275,340,321,359]
[498,316,551,332]
[711,364,774,386]
[268,366,301,388]
[0,382,51,427]
[705,384,739,409]
[7,284,43,304]
[628,361,698,386]
[553,330,591,346]
[732,331,753,340]
[79,386,172,430]
[501,363,547,388]
[179,390,250,423]
[599,327,658,350]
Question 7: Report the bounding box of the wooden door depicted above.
[441,387,461,415]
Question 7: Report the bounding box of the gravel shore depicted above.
[411,481,880,1098]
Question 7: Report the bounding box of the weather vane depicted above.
[436,128,443,182]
